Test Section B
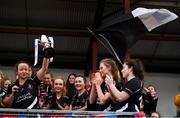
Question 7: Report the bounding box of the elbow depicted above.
[89,98,95,104]
[3,99,12,107]
[89,100,93,104]
[116,97,123,102]
[84,106,87,111]
[69,105,72,110]
[115,95,128,102]
[65,106,70,110]
[100,98,109,105]
[81,104,87,111]
[89,92,96,104]
[114,93,124,102]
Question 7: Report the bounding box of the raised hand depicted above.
[94,72,103,86]
[12,85,19,93]
[105,74,114,86]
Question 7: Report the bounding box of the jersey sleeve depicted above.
[123,78,142,96]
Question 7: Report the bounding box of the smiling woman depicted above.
[69,75,88,111]
[50,76,70,110]
[2,41,50,109]
[89,58,122,111]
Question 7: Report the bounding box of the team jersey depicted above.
[66,84,76,103]
[50,93,70,110]
[143,92,158,115]
[71,91,88,110]
[6,75,40,109]
[113,78,143,112]
[95,82,111,111]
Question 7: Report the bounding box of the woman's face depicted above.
[99,62,111,78]
[148,86,156,95]
[69,75,75,84]
[54,79,64,93]
[150,112,159,118]
[74,77,85,91]
[4,80,11,89]
[17,63,29,79]
[121,63,131,79]
[44,73,52,85]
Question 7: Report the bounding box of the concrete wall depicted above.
[144,73,180,117]
[1,66,180,117]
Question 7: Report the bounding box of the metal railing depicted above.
[0,108,142,117]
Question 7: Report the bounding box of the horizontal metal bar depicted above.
[0,108,136,116]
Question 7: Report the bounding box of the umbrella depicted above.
[88,7,178,65]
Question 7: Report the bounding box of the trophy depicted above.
[34,34,55,66]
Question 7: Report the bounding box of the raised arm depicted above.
[37,58,49,81]
[89,74,97,104]
[94,72,110,104]
[89,82,97,104]
[37,41,50,81]
[95,84,111,104]
[105,76,129,102]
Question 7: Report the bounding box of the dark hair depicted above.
[44,71,54,84]
[66,73,77,90]
[150,111,160,117]
[148,84,156,91]
[124,59,144,80]
[14,60,32,74]
[75,75,86,84]
[45,71,54,78]
[74,75,86,96]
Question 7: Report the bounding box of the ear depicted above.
[107,66,112,71]
[107,67,113,76]
[129,66,133,72]
[15,74,19,79]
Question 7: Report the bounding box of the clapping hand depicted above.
[105,74,115,86]
[93,72,103,86]
[12,85,19,93]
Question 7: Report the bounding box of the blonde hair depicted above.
[53,76,67,97]
[100,58,121,81]
[1,75,12,88]
[0,70,4,80]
